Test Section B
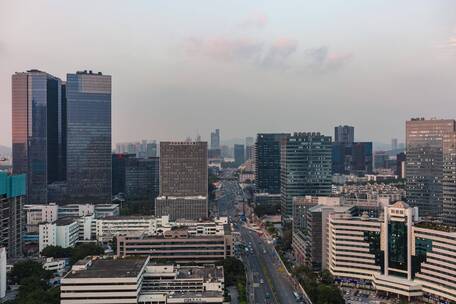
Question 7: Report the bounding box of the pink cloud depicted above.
[185,36,263,62]
[239,12,268,29]
[184,35,351,72]
[261,38,298,68]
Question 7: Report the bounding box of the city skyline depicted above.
[2,1,456,147]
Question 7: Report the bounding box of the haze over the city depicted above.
[1,0,456,147]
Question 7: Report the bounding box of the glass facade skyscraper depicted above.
[234,144,245,166]
[66,71,112,203]
[12,70,65,204]
[280,132,332,220]
[210,129,220,150]
[255,133,290,194]
[334,125,354,145]
[406,118,456,219]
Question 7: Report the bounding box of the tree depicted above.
[41,243,104,265]
[320,270,334,285]
[277,224,292,251]
[316,284,344,304]
[10,260,60,304]
[70,243,104,264]
[254,203,280,217]
[40,246,72,259]
[10,260,51,285]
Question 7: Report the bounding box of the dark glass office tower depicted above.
[255,133,290,194]
[12,70,65,204]
[234,144,245,166]
[332,142,373,175]
[334,125,354,145]
[280,133,332,220]
[125,157,159,201]
[66,71,112,203]
[210,129,220,150]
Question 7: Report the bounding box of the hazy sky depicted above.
[1,0,456,147]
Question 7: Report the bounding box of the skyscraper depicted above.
[255,133,290,194]
[391,138,398,151]
[406,118,456,219]
[12,70,66,204]
[443,133,456,226]
[66,71,112,203]
[210,129,220,150]
[159,142,207,197]
[332,142,373,175]
[334,125,354,144]
[245,137,255,161]
[156,142,208,220]
[280,133,332,220]
[125,157,159,201]
[0,172,26,258]
[245,137,254,147]
[234,144,245,166]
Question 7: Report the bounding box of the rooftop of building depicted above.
[55,217,77,226]
[175,265,223,281]
[415,221,456,233]
[121,233,226,240]
[101,215,156,221]
[254,193,282,198]
[156,195,207,200]
[65,257,148,279]
[309,205,351,213]
[75,70,103,75]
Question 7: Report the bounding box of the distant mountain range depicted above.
[0,145,11,156]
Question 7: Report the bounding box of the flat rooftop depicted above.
[415,221,456,233]
[65,257,148,279]
[55,217,77,226]
[175,265,223,281]
[102,215,155,221]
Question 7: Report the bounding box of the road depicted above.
[216,169,301,304]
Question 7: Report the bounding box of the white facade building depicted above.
[60,256,225,304]
[95,215,171,242]
[0,247,6,299]
[26,204,119,235]
[58,204,95,218]
[42,257,66,274]
[24,203,59,233]
[326,201,456,303]
[39,218,79,252]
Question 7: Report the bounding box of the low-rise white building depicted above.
[26,204,119,235]
[58,204,95,218]
[42,257,66,274]
[39,218,79,252]
[24,203,59,233]
[95,215,171,242]
[60,256,225,304]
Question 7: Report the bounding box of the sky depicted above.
[1,0,456,147]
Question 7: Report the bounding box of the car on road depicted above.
[260,279,264,284]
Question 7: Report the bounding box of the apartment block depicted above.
[0,172,25,258]
[39,217,79,252]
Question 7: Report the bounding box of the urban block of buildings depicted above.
[61,256,225,304]
[156,141,208,220]
[292,200,456,303]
